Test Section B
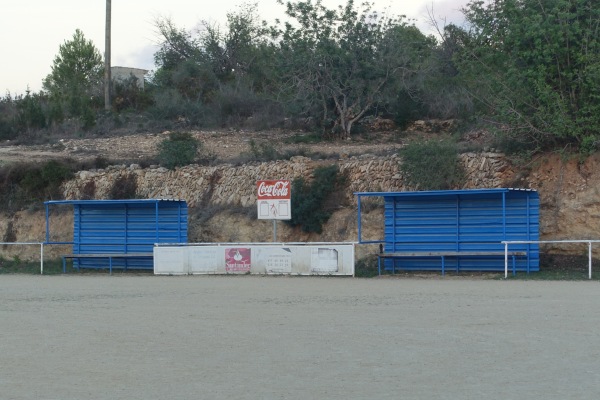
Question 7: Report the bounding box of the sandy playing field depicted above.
[1,275,600,400]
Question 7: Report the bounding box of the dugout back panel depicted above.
[45,199,188,270]
[357,189,540,272]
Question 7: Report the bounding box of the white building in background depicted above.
[111,67,148,89]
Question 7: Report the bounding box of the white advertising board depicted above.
[154,243,355,276]
[257,180,291,220]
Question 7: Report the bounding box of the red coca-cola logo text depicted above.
[257,180,290,199]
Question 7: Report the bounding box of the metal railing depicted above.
[0,242,45,274]
[503,240,600,279]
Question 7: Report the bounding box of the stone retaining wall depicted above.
[62,152,514,206]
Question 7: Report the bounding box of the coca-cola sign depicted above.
[257,180,291,200]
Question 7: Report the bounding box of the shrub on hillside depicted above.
[157,132,200,169]
[0,118,16,141]
[0,160,74,212]
[112,75,153,113]
[0,94,20,140]
[400,139,465,190]
[147,89,214,127]
[248,140,280,162]
[20,160,72,199]
[286,165,346,233]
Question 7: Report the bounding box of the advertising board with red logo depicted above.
[225,247,251,273]
[257,180,291,220]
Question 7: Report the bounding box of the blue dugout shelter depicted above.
[356,189,540,273]
[45,199,188,271]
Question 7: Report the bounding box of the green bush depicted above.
[147,89,214,127]
[20,160,73,198]
[579,135,600,157]
[214,84,262,126]
[0,160,75,212]
[491,131,538,156]
[248,139,280,162]
[112,75,153,113]
[284,133,324,144]
[16,90,46,131]
[400,138,465,190]
[391,90,428,129]
[0,94,18,140]
[157,132,200,169]
[286,165,345,233]
[0,118,16,140]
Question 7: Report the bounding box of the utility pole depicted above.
[104,0,111,111]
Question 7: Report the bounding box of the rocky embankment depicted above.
[3,148,600,260]
[62,152,511,207]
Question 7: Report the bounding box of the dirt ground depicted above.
[2,275,600,400]
[0,129,406,165]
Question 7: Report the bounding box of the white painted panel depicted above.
[153,247,187,275]
[155,243,354,276]
[189,246,220,274]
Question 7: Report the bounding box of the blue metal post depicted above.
[392,197,397,253]
[75,205,81,257]
[178,202,182,243]
[455,195,460,272]
[455,195,460,252]
[357,195,362,243]
[502,191,507,238]
[442,256,445,276]
[45,203,50,243]
[155,201,159,243]
[124,203,128,253]
[526,194,531,273]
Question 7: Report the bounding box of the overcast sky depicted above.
[1,0,467,96]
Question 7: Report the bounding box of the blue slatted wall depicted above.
[383,189,539,272]
[72,200,187,270]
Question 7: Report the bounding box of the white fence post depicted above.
[0,242,45,274]
[589,242,592,280]
[503,239,600,280]
[504,242,509,279]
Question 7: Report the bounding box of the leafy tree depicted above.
[153,4,273,100]
[417,24,474,120]
[43,29,104,125]
[202,3,274,86]
[151,6,276,127]
[152,17,210,100]
[273,0,435,137]
[456,0,600,150]
[153,18,202,73]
